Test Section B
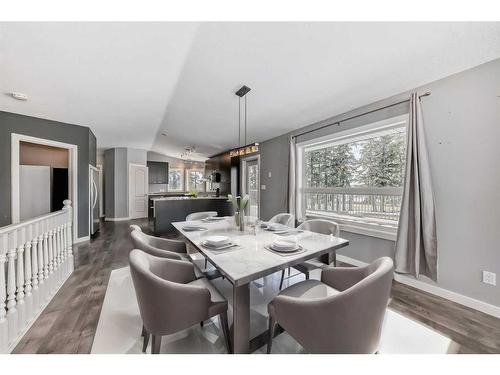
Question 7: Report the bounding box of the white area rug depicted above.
[91,264,455,354]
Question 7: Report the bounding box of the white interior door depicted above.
[129,164,148,219]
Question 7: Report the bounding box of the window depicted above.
[297,115,407,233]
[186,169,205,192]
[168,168,184,191]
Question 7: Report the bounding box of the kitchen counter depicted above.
[153,196,233,234]
[150,196,228,201]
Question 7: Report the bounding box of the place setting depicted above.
[201,216,226,223]
[200,235,240,252]
[264,237,305,257]
[181,224,208,232]
[261,222,304,236]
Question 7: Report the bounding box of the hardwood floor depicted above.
[12,219,500,354]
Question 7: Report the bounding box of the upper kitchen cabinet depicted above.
[147,161,169,184]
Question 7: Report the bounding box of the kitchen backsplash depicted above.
[148,183,168,193]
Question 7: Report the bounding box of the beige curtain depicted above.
[395,92,438,281]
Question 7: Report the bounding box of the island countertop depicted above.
[150,196,228,202]
[153,196,234,234]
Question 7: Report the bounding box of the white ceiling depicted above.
[2,22,500,160]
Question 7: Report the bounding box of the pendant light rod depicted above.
[238,97,241,146]
[245,95,247,145]
[235,85,251,147]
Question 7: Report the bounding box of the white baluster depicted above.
[61,222,67,277]
[63,200,74,273]
[38,220,45,307]
[57,221,63,284]
[55,221,61,286]
[53,219,60,286]
[23,224,33,324]
[47,218,54,295]
[43,220,50,301]
[6,230,18,343]
[16,227,26,331]
[31,222,40,317]
[0,234,8,353]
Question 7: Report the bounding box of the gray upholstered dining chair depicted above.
[129,250,232,354]
[267,257,394,354]
[279,218,340,289]
[268,213,295,228]
[185,211,218,221]
[130,225,189,261]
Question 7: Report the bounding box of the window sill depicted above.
[305,213,397,241]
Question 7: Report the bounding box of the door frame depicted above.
[11,133,79,242]
[128,163,149,219]
[240,154,260,218]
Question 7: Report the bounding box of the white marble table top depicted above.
[173,218,349,286]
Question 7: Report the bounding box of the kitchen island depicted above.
[152,196,234,234]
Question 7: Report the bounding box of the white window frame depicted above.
[296,114,408,241]
[185,169,205,192]
[168,168,185,192]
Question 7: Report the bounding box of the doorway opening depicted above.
[241,155,260,218]
[11,133,79,242]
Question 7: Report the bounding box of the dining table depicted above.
[172,217,350,353]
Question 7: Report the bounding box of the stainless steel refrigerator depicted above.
[90,165,100,235]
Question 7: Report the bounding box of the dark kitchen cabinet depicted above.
[147,161,169,184]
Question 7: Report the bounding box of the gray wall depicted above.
[259,58,500,307]
[0,111,96,238]
[104,149,116,218]
[104,147,148,219]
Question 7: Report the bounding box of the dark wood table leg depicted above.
[320,249,336,266]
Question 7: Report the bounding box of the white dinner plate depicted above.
[205,235,231,246]
[265,223,288,231]
[201,240,236,250]
[182,225,208,231]
[202,217,225,222]
[269,243,301,253]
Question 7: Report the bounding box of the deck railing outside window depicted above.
[304,187,402,223]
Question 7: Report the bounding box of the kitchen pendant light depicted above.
[231,85,258,158]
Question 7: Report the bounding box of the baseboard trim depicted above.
[336,254,500,319]
[74,235,90,244]
[105,217,130,222]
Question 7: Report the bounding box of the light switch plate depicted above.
[268,172,272,178]
[482,271,496,286]
[261,184,266,190]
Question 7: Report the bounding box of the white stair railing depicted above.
[0,199,74,353]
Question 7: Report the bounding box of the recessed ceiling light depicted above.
[11,92,28,101]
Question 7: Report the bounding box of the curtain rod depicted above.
[292,92,431,140]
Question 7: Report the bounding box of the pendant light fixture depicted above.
[230,85,259,158]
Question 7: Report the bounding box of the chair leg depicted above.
[279,269,285,290]
[204,258,208,269]
[267,316,276,354]
[142,330,150,353]
[151,335,162,354]
[200,321,204,328]
[141,324,146,337]
[305,271,309,280]
[219,311,232,354]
